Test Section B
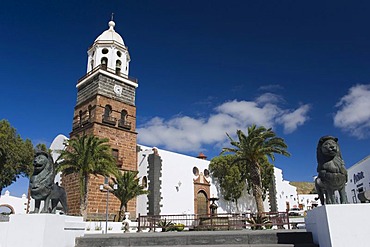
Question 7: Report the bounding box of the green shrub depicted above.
[246,214,272,230]
[157,219,174,232]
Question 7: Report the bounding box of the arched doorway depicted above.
[0,204,14,215]
[196,190,208,215]
[193,171,210,215]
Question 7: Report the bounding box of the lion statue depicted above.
[314,136,348,205]
[29,150,68,214]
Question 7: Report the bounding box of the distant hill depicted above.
[290,182,316,194]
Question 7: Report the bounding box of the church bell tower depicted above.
[63,20,138,219]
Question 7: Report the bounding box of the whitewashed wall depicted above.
[137,145,300,216]
[274,168,299,211]
[50,134,68,185]
[137,145,210,215]
[298,194,319,211]
[0,191,28,214]
[346,155,370,204]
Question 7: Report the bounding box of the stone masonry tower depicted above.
[62,20,138,219]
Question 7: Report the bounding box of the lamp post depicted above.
[99,178,117,234]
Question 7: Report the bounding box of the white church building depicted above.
[135,144,300,216]
[1,135,303,218]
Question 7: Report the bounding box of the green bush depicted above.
[246,214,272,230]
[157,219,173,232]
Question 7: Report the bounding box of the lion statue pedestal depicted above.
[306,204,370,247]
[4,214,84,247]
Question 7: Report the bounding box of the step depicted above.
[136,245,296,247]
[75,230,317,247]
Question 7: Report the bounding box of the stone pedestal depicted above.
[4,214,85,247]
[305,204,370,247]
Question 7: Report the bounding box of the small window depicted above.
[117,51,122,57]
[204,169,209,177]
[102,48,109,54]
[116,60,122,75]
[121,110,127,120]
[142,176,148,188]
[102,105,116,125]
[88,105,93,119]
[79,110,83,125]
[118,110,130,129]
[112,149,119,160]
[104,105,112,117]
[193,167,199,176]
[101,57,108,70]
[352,189,357,203]
[112,149,119,167]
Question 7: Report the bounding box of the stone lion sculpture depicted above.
[314,136,348,205]
[29,150,68,214]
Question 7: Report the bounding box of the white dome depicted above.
[95,21,124,45]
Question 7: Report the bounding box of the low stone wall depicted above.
[0,214,85,247]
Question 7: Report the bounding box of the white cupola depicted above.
[86,20,130,77]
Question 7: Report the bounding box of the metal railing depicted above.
[137,211,302,232]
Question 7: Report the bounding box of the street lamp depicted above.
[99,177,117,234]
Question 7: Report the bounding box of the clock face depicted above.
[114,85,123,96]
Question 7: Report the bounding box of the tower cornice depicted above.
[77,66,138,89]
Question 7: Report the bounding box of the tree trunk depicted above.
[250,164,265,213]
[268,174,278,212]
[118,203,126,222]
[252,185,265,213]
[80,174,89,220]
[235,198,239,213]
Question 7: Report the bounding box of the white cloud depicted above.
[255,93,283,104]
[277,105,311,134]
[137,93,311,153]
[334,84,370,138]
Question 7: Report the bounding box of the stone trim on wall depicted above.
[193,173,210,215]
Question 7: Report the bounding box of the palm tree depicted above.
[57,134,118,219]
[110,170,148,221]
[222,125,290,213]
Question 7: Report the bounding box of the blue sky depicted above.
[2,1,370,196]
